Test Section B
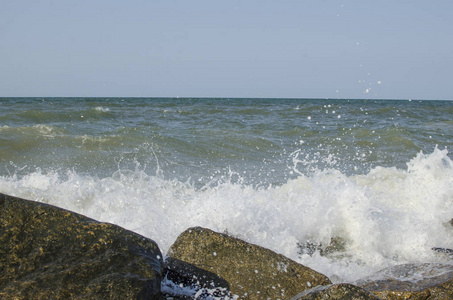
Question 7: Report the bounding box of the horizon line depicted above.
[1,96,451,101]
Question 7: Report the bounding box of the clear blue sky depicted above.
[1,0,452,100]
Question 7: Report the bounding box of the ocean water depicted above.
[1,97,453,284]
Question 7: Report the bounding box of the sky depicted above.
[1,0,452,100]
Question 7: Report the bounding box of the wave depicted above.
[1,105,114,125]
[94,106,110,112]
[0,124,122,153]
[1,147,452,282]
[0,124,65,138]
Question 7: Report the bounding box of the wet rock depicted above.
[0,193,163,299]
[298,237,348,257]
[167,226,332,299]
[290,283,381,299]
[432,247,453,258]
[357,263,453,300]
[162,257,235,299]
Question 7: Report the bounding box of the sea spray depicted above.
[1,148,452,282]
[1,97,452,284]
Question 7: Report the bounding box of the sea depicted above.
[1,97,453,285]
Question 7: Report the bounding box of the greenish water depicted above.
[1,98,451,185]
[1,97,453,283]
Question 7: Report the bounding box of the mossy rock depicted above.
[290,283,381,300]
[0,193,163,299]
[167,227,332,299]
[358,263,453,300]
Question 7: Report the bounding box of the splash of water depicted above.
[1,148,452,282]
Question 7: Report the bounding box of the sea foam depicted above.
[0,148,452,282]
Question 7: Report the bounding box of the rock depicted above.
[162,256,234,299]
[290,283,381,299]
[167,226,332,299]
[357,263,453,300]
[0,193,163,299]
[432,247,453,258]
[298,237,348,257]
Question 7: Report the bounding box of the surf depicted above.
[1,147,452,282]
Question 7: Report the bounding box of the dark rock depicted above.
[290,283,381,299]
[0,193,163,299]
[167,226,332,299]
[298,237,348,257]
[432,247,453,258]
[357,263,453,300]
[162,257,234,299]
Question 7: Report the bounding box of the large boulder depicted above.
[290,283,381,300]
[0,193,163,299]
[167,226,332,299]
[357,263,453,300]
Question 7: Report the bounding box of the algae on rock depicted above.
[290,283,381,300]
[167,226,332,299]
[0,193,163,299]
[357,263,453,300]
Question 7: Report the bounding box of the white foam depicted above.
[1,148,452,282]
[94,106,110,112]
[0,124,62,138]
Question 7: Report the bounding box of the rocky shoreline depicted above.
[1,193,453,299]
